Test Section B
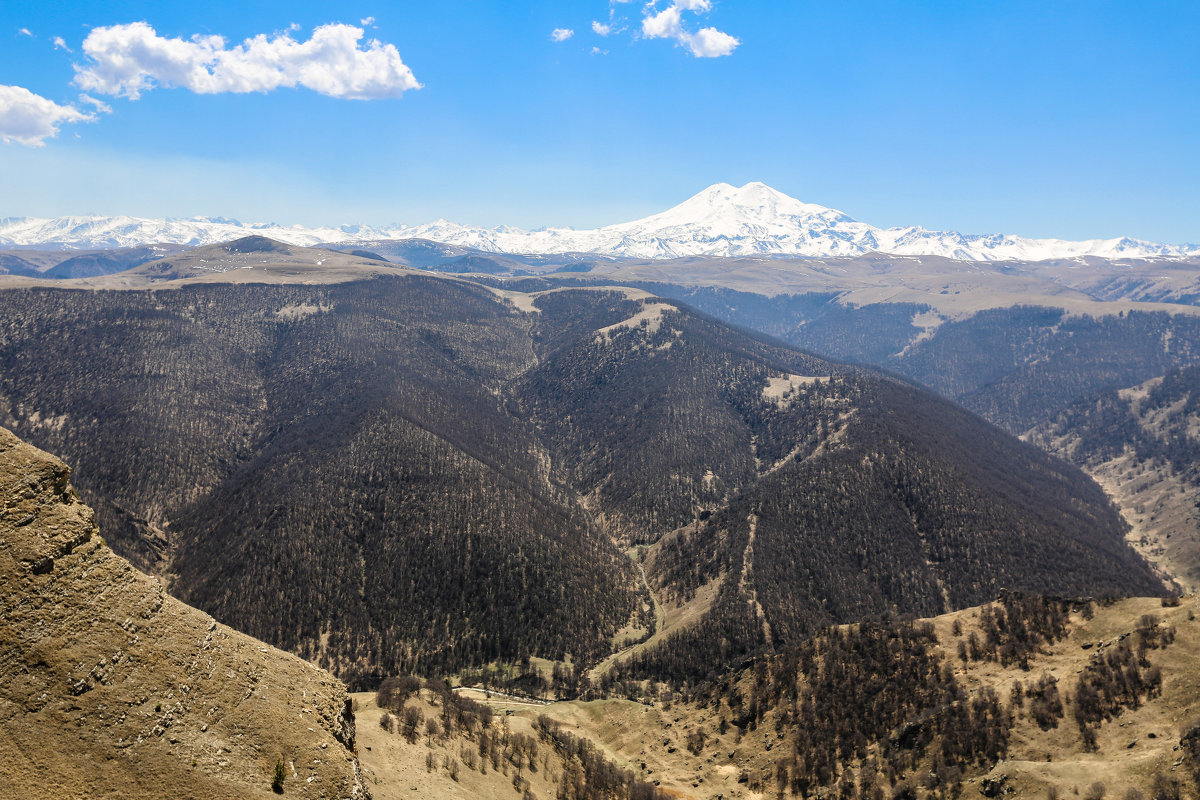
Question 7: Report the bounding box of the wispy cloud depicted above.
[641,1,738,58]
[78,94,112,114]
[74,22,421,101]
[52,36,71,52]
[551,28,575,42]
[0,85,94,147]
[592,21,612,36]
[18,28,32,37]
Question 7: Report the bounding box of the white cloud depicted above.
[550,28,574,42]
[592,21,612,36]
[591,46,608,56]
[18,28,32,37]
[360,17,376,26]
[53,35,71,52]
[640,1,738,57]
[74,22,421,100]
[681,26,738,57]
[642,6,683,39]
[0,85,94,147]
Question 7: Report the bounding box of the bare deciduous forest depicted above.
[0,275,1162,688]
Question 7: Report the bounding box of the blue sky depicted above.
[1,1,1197,243]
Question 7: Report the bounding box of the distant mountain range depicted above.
[3,182,1196,261]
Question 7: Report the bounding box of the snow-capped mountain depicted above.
[1,183,1195,262]
[0,215,391,251]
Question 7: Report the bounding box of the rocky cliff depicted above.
[0,426,369,799]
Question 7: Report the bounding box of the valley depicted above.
[0,247,1161,690]
[1030,367,1200,593]
[7,418,1199,798]
[4,190,1200,799]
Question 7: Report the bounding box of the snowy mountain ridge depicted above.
[2,182,1196,262]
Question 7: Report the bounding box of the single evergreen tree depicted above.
[272,758,286,793]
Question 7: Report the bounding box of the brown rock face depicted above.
[0,426,369,799]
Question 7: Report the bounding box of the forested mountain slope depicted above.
[457,271,1200,437]
[569,281,1200,436]
[0,246,1162,685]
[1031,366,1200,592]
[532,293,1161,681]
[0,276,639,683]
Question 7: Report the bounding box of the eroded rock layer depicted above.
[0,426,368,799]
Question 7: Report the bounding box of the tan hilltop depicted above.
[0,235,416,289]
[0,426,369,799]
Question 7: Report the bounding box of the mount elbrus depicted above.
[2,182,1196,261]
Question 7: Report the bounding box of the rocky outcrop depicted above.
[0,426,369,799]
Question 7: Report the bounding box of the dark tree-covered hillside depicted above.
[1034,364,1200,479]
[587,281,1200,435]
[0,273,1162,686]
[506,289,1161,683]
[0,278,637,682]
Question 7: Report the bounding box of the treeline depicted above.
[503,597,1189,797]
[664,596,1181,798]
[1072,613,1173,750]
[956,594,1076,668]
[1035,363,1200,481]
[534,715,668,800]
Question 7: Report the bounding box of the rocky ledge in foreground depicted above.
[0,425,369,799]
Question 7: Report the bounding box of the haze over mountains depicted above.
[4,182,1197,261]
